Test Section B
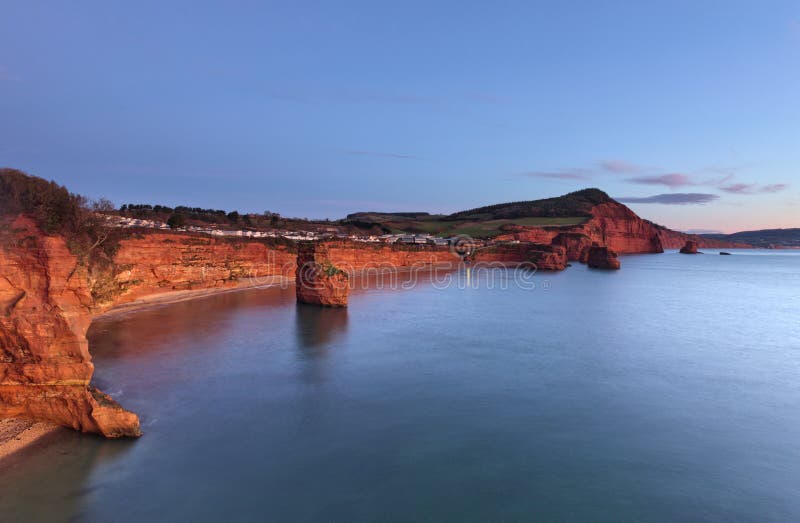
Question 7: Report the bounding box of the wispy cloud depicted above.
[719,183,789,194]
[598,160,646,174]
[626,173,696,188]
[0,66,20,82]
[761,183,789,193]
[683,228,724,234]
[616,193,719,205]
[518,169,592,180]
[521,159,787,199]
[344,149,425,160]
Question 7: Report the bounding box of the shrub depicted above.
[0,168,117,264]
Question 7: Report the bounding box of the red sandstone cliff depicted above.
[97,233,296,309]
[472,243,568,270]
[0,217,140,437]
[322,241,457,272]
[494,201,663,256]
[495,197,745,259]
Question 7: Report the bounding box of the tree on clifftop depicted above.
[0,168,117,263]
[167,213,186,229]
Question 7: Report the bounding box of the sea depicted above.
[1,249,799,522]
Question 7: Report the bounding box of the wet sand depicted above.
[94,276,294,319]
[0,418,62,463]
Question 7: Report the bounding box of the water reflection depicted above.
[88,286,295,360]
[295,304,349,352]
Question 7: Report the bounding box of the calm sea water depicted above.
[1,250,799,522]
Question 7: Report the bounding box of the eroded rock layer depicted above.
[0,216,140,437]
[495,197,746,256]
[472,243,568,270]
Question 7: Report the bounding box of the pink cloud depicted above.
[599,160,646,174]
[626,173,695,188]
[719,183,756,194]
[761,183,788,193]
[720,183,789,194]
[617,193,719,205]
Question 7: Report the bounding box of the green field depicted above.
[388,216,587,238]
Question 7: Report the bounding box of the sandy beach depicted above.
[94,276,294,319]
[0,418,62,463]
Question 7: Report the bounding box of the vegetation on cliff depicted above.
[447,188,613,220]
[0,168,121,264]
[341,189,610,238]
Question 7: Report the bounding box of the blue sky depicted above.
[1,1,798,232]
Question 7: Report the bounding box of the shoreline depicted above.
[93,264,461,320]
[0,418,63,464]
[94,276,294,319]
[1,277,294,462]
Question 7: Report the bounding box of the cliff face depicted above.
[495,200,664,256]
[579,202,665,254]
[99,233,295,308]
[0,216,140,437]
[494,198,747,258]
[322,241,457,272]
[472,243,568,270]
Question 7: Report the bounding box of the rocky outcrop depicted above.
[551,232,593,263]
[586,245,621,270]
[679,240,699,254]
[579,202,664,255]
[0,216,141,437]
[472,243,568,270]
[494,200,664,256]
[296,242,349,307]
[495,193,747,258]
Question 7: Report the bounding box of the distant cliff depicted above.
[493,189,747,257]
[699,228,800,249]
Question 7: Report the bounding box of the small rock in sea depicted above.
[719,252,731,255]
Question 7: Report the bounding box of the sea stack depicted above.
[296,241,349,307]
[679,240,699,254]
[586,244,621,270]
